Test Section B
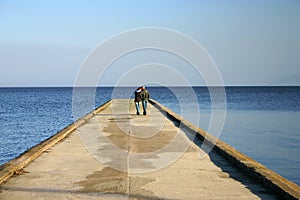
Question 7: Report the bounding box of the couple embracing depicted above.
[134,86,150,115]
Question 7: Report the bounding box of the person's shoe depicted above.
[136,112,140,115]
[143,111,147,115]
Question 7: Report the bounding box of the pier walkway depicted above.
[0,99,297,199]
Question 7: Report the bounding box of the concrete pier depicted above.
[0,99,299,199]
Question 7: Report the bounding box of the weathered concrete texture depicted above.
[0,99,284,199]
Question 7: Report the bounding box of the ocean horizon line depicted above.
[0,85,300,88]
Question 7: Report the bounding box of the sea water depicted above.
[0,87,299,185]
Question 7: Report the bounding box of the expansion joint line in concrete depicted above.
[127,129,132,197]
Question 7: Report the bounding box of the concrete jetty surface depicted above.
[0,99,299,199]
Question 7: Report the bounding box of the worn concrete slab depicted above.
[0,99,281,199]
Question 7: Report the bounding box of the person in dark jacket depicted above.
[134,86,143,115]
[134,86,150,115]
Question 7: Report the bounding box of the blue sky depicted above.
[0,0,299,86]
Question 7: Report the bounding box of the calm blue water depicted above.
[0,87,299,185]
